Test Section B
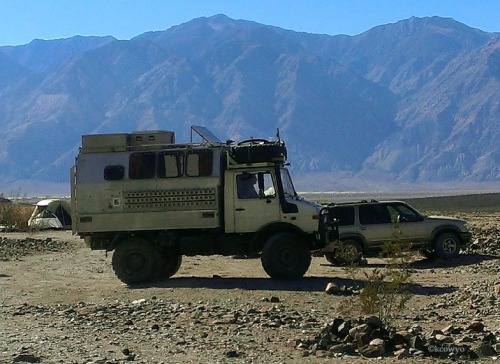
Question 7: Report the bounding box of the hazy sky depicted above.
[1,0,499,46]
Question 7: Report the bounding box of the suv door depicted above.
[358,203,395,249]
[334,205,357,232]
[386,202,427,247]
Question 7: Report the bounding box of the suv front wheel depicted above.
[434,232,461,258]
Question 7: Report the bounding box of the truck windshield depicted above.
[280,168,297,198]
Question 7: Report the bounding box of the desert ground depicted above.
[0,193,499,363]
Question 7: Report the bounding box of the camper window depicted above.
[186,150,213,177]
[104,165,125,181]
[129,152,156,179]
[157,151,184,178]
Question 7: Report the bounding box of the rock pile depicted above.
[0,236,76,261]
[299,315,499,359]
[465,227,500,256]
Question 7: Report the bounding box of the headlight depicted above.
[462,222,470,231]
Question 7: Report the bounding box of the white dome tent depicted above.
[28,199,72,230]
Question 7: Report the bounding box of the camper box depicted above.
[81,131,175,154]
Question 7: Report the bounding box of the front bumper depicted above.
[460,232,473,245]
[318,207,339,247]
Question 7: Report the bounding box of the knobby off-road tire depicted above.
[261,232,311,280]
[434,232,461,259]
[324,252,339,265]
[112,237,160,285]
[332,239,362,266]
[157,253,182,280]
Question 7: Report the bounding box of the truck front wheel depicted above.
[261,232,311,280]
[112,237,160,285]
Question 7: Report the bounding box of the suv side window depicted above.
[388,203,421,222]
[359,204,391,225]
[334,206,355,226]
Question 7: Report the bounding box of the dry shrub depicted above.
[342,240,416,327]
[0,202,33,229]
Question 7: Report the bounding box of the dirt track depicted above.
[0,197,499,363]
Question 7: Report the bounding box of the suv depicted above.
[323,200,471,265]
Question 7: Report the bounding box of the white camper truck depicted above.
[71,126,338,285]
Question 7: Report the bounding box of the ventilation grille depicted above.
[124,188,217,211]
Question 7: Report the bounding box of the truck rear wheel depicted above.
[112,237,160,285]
[261,232,311,280]
[157,253,182,279]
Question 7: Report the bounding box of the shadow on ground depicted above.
[131,276,457,296]
[319,253,498,270]
[410,253,498,269]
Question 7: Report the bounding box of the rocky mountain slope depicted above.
[0,15,498,194]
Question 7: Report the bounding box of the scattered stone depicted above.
[394,348,410,359]
[468,321,485,332]
[474,344,497,357]
[409,335,426,351]
[13,353,41,363]
[349,324,371,338]
[225,350,241,358]
[325,282,340,294]
[359,339,385,358]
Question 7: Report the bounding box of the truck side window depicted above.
[186,150,213,177]
[129,152,156,179]
[237,173,259,199]
[261,173,276,198]
[104,165,125,181]
[157,151,184,178]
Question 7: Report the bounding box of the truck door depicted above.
[231,171,280,232]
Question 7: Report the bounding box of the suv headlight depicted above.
[462,222,470,232]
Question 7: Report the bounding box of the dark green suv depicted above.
[323,200,472,265]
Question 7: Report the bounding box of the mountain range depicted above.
[0,15,499,195]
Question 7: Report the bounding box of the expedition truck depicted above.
[71,126,338,285]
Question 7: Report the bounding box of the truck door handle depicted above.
[360,227,366,230]
[235,208,245,211]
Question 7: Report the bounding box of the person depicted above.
[237,173,259,199]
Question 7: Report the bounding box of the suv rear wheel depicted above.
[434,232,461,258]
[333,239,362,266]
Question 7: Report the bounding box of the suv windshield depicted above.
[280,168,296,198]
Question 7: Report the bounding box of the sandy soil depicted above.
[0,195,499,363]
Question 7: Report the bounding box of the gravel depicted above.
[0,213,498,363]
